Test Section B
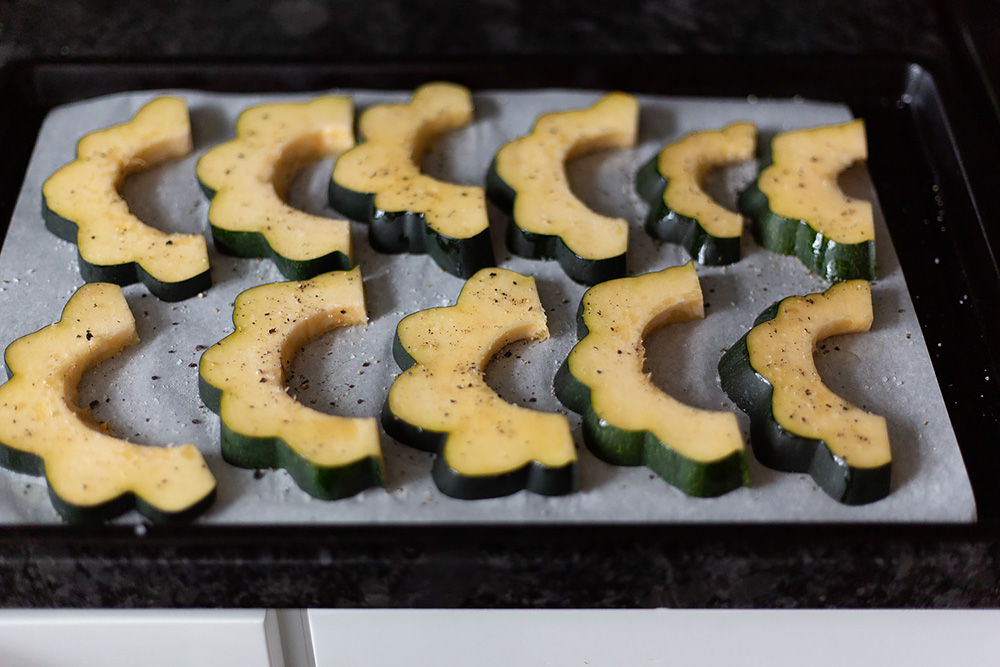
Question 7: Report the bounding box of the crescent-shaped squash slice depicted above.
[486,92,638,285]
[0,283,216,523]
[383,268,576,499]
[42,96,211,302]
[555,262,747,497]
[635,122,756,265]
[196,97,356,280]
[328,82,494,279]
[198,268,383,500]
[738,119,875,282]
[718,280,890,504]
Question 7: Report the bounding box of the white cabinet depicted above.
[3,608,1000,666]
[0,609,282,667]
[306,609,1000,667]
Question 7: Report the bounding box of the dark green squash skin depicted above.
[737,175,876,283]
[325,177,374,226]
[485,158,626,286]
[553,311,749,498]
[47,486,217,526]
[0,363,216,524]
[635,154,741,266]
[328,173,495,280]
[717,301,890,505]
[198,372,384,501]
[383,327,577,499]
[198,179,351,281]
[43,197,212,302]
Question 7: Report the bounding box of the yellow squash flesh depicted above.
[657,122,756,238]
[196,97,355,264]
[388,268,575,478]
[569,262,744,464]
[42,96,210,286]
[0,283,216,518]
[492,92,638,259]
[199,268,382,473]
[331,82,488,240]
[758,119,872,245]
[746,280,890,469]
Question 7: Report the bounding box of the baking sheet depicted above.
[0,88,977,524]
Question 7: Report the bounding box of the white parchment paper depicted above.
[0,88,977,524]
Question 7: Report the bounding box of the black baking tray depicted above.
[0,57,999,608]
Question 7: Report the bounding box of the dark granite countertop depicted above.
[1,0,999,608]
[0,0,947,62]
[1,525,997,607]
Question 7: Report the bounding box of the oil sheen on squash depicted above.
[487,92,638,285]
[739,119,875,282]
[196,97,356,279]
[384,268,576,499]
[329,82,493,279]
[0,282,216,523]
[636,122,755,265]
[42,96,211,301]
[199,268,384,500]
[556,262,747,497]
[718,279,891,504]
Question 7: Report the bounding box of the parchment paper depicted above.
[0,88,977,524]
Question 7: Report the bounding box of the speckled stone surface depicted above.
[1,526,999,607]
[0,0,999,608]
[0,0,944,62]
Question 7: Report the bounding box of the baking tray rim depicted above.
[0,56,997,541]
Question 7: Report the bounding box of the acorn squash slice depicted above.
[196,97,356,280]
[554,262,747,497]
[718,280,890,504]
[328,82,494,279]
[738,119,875,281]
[486,92,638,285]
[0,282,216,523]
[199,268,383,500]
[635,122,755,265]
[42,96,211,302]
[383,268,576,499]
